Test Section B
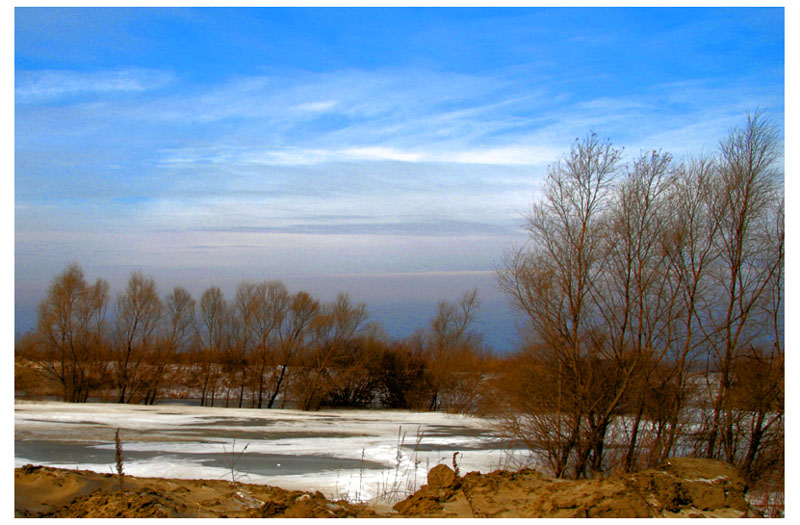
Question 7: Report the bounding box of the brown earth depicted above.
[393,458,751,518]
[14,464,379,518]
[15,458,755,518]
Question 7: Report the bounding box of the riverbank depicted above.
[15,458,752,518]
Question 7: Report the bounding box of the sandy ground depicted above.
[15,457,754,518]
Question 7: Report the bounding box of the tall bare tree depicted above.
[598,150,679,472]
[293,292,369,411]
[35,263,111,402]
[227,282,259,408]
[142,286,196,405]
[113,271,163,403]
[199,286,228,406]
[266,290,319,408]
[702,112,783,462]
[498,132,623,478]
[714,164,783,483]
[251,281,290,408]
[649,156,722,464]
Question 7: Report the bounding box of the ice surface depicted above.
[15,401,529,502]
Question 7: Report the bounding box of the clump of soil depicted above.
[393,457,750,518]
[14,465,376,518]
[15,458,752,518]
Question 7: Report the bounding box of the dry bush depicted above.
[372,340,434,410]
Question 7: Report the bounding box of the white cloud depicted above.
[443,145,557,166]
[136,69,780,175]
[158,143,559,168]
[340,146,423,163]
[292,100,339,113]
[15,68,174,102]
[19,66,780,177]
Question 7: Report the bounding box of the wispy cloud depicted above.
[293,100,339,113]
[15,68,175,103]
[16,64,781,248]
[157,143,560,167]
[17,64,779,175]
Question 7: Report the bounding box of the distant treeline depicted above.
[16,266,495,413]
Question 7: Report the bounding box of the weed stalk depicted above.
[222,439,250,484]
[114,428,125,493]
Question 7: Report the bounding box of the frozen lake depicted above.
[14,401,530,503]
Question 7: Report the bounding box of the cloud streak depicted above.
[157,144,560,167]
[15,68,175,103]
[15,63,782,250]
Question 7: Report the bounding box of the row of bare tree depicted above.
[19,266,493,413]
[495,112,783,484]
[14,112,782,488]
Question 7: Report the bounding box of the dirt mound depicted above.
[393,457,749,518]
[15,458,751,518]
[15,465,376,518]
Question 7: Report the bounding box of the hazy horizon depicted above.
[14,7,784,352]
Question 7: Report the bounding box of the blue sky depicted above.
[14,7,785,351]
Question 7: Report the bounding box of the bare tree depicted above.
[651,156,722,463]
[227,282,258,408]
[498,132,623,478]
[497,114,783,482]
[702,112,783,462]
[142,286,196,405]
[113,271,163,404]
[266,290,319,408]
[292,292,369,411]
[726,191,784,483]
[598,150,679,472]
[251,281,290,408]
[425,289,482,412]
[199,286,228,406]
[35,263,111,402]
